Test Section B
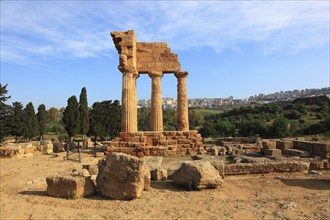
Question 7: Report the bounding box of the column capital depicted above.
[174,70,188,78]
[118,65,137,74]
[148,71,163,78]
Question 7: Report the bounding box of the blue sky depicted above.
[1,1,329,109]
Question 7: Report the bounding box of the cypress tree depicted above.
[0,84,11,142]
[37,104,47,141]
[23,102,39,141]
[79,87,89,140]
[63,96,80,139]
[10,102,24,142]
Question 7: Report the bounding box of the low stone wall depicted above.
[106,130,203,157]
[224,161,310,175]
[0,140,55,158]
[293,141,330,158]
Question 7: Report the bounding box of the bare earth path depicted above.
[1,154,329,220]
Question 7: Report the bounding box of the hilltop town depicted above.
[138,87,330,109]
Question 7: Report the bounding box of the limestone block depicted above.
[151,168,168,181]
[276,141,293,151]
[283,149,310,158]
[293,141,313,152]
[172,160,223,190]
[264,149,282,157]
[53,142,65,153]
[210,148,218,156]
[309,161,324,170]
[144,166,151,191]
[262,141,276,150]
[46,175,95,199]
[225,161,310,175]
[97,153,146,200]
[145,156,163,171]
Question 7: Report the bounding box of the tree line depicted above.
[0,84,121,142]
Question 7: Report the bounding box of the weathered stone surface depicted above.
[225,161,310,175]
[144,166,151,191]
[151,168,168,181]
[46,175,95,199]
[0,143,37,158]
[172,160,223,190]
[283,149,310,158]
[88,164,99,175]
[97,153,146,200]
[262,141,276,150]
[148,71,163,131]
[53,142,65,153]
[276,140,293,151]
[175,71,189,131]
[145,156,163,171]
[193,155,225,178]
[264,149,282,157]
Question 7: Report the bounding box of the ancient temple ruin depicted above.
[107,30,202,157]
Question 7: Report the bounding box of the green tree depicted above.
[10,102,24,142]
[271,117,290,138]
[0,84,11,142]
[23,102,39,141]
[79,87,89,140]
[199,121,216,138]
[47,107,60,124]
[163,109,177,131]
[37,104,47,140]
[138,107,151,131]
[63,96,80,139]
[89,100,121,140]
[189,110,204,129]
[215,120,235,136]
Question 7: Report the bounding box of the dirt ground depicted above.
[1,153,330,220]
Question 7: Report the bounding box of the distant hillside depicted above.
[196,96,330,139]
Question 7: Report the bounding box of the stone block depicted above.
[97,153,146,200]
[46,175,95,199]
[172,160,223,190]
[283,149,310,158]
[293,141,313,152]
[178,139,191,144]
[276,141,293,151]
[151,168,168,181]
[309,161,324,170]
[145,156,163,171]
[264,149,282,157]
[225,161,310,175]
[262,141,276,150]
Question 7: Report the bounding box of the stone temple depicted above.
[106,30,203,157]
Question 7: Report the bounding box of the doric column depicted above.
[148,71,163,131]
[175,71,189,131]
[121,71,138,133]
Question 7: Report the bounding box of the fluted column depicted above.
[175,71,189,131]
[148,71,163,131]
[121,71,138,132]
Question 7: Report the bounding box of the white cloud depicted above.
[1,1,329,64]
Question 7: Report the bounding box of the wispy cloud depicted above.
[1,1,329,64]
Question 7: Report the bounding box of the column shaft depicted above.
[149,71,163,131]
[121,72,138,132]
[175,71,189,131]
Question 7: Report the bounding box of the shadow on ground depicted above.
[280,178,330,190]
[151,180,186,192]
[18,190,48,196]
